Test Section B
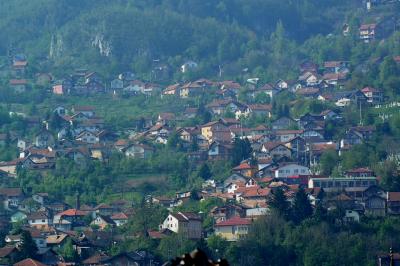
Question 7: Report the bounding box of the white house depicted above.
[181,61,198,73]
[274,163,310,178]
[160,212,202,239]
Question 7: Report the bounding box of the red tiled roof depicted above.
[215,216,251,227]
[14,258,48,266]
[58,209,87,217]
[233,162,253,171]
[361,87,381,93]
[111,212,129,220]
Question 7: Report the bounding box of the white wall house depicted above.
[274,164,310,178]
[160,212,202,239]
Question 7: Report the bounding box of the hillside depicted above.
[0,0,363,80]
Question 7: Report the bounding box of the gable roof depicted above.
[170,212,201,222]
[14,258,48,266]
[215,216,251,227]
[58,209,87,217]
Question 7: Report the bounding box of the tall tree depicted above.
[291,187,313,223]
[268,187,290,219]
[198,163,212,180]
[18,230,38,260]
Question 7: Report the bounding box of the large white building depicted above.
[274,163,310,178]
[308,176,378,192]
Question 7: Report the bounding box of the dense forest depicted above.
[0,0,381,81]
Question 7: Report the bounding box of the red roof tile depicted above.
[14,258,48,266]
[215,216,251,227]
[58,209,87,217]
[388,192,400,202]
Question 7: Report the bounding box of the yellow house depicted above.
[214,216,251,241]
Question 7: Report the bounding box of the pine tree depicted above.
[18,230,38,260]
[268,187,290,219]
[292,187,313,223]
[198,163,212,180]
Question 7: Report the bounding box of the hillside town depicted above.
[1,0,400,265]
[1,44,400,265]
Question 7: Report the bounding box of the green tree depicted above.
[18,230,38,260]
[268,187,290,219]
[291,187,313,223]
[232,137,252,165]
[319,149,339,176]
[198,163,212,180]
[58,238,79,262]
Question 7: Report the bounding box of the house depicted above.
[111,212,129,226]
[110,78,124,91]
[271,117,296,130]
[308,176,378,192]
[274,130,303,142]
[232,162,257,178]
[34,130,55,148]
[214,216,251,241]
[27,211,51,230]
[361,87,383,104]
[181,61,198,73]
[160,212,202,239]
[345,167,374,178]
[208,141,233,161]
[364,194,386,217]
[247,104,272,118]
[9,79,27,93]
[261,142,292,159]
[387,192,400,215]
[322,73,348,86]
[91,214,116,230]
[0,188,24,210]
[157,112,175,126]
[179,82,204,98]
[298,71,320,86]
[72,106,95,118]
[123,143,154,159]
[75,130,99,144]
[274,163,310,178]
[296,87,320,98]
[201,120,230,142]
[359,23,377,43]
[53,209,88,230]
[207,99,245,116]
[210,204,247,223]
[323,61,350,74]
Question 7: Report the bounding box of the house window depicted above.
[42,220,45,223]
[294,169,299,174]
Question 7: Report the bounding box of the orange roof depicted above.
[111,212,128,220]
[14,258,48,266]
[215,216,251,227]
[58,209,87,217]
[233,162,253,171]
